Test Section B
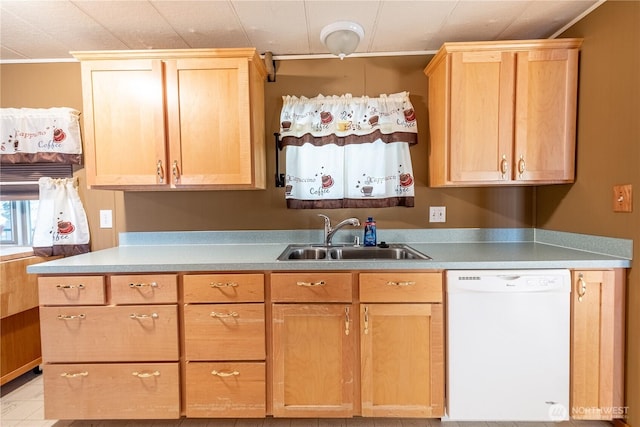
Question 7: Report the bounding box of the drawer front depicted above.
[184,303,265,360]
[40,305,179,362]
[271,273,353,302]
[43,362,180,419]
[185,361,266,418]
[184,273,264,303]
[110,274,178,304]
[359,272,443,303]
[38,276,106,306]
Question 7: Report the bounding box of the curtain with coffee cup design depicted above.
[279,92,417,209]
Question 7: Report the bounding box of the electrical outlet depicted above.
[99,210,113,228]
[429,206,446,223]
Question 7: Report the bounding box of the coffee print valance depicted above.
[279,92,417,209]
[0,108,83,164]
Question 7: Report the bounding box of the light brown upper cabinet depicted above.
[424,39,583,187]
[73,49,267,190]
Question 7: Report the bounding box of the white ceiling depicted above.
[0,0,603,63]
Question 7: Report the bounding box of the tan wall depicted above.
[540,1,639,424]
[1,56,533,246]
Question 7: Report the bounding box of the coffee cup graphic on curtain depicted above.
[32,177,90,257]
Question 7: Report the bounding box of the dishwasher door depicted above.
[446,270,571,421]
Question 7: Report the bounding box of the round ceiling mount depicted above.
[320,21,364,60]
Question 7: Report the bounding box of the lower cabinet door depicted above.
[185,361,266,418]
[360,303,444,417]
[43,362,180,419]
[271,304,355,417]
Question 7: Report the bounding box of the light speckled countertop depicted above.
[26,228,632,274]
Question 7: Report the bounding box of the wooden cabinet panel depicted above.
[184,303,265,360]
[73,49,267,190]
[38,276,106,306]
[43,362,180,419]
[185,361,266,418]
[40,305,179,362]
[359,272,443,303]
[272,303,354,417]
[424,39,582,187]
[360,303,444,417]
[79,59,167,187]
[514,48,579,182]
[110,274,178,304]
[271,272,352,303]
[449,50,515,183]
[184,273,264,303]
[571,269,625,420]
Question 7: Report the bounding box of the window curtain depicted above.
[32,177,90,257]
[279,92,417,209]
[0,108,82,164]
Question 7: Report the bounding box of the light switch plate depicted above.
[99,210,113,228]
[613,184,633,213]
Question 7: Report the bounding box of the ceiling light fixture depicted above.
[320,21,364,60]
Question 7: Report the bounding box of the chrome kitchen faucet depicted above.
[318,214,361,246]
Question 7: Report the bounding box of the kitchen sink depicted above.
[277,243,431,261]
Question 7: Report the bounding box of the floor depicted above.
[1,371,614,427]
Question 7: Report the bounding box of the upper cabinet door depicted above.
[449,50,515,183]
[80,59,168,188]
[514,49,579,183]
[165,58,254,188]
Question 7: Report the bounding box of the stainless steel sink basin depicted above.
[277,244,431,261]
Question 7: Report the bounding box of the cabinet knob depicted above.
[172,160,180,183]
[157,160,164,183]
[518,155,526,178]
[211,370,240,377]
[577,273,587,302]
[296,280,326,287]
[500,155,508,179]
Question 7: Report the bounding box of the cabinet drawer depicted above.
[271,273,353,302]
[359,272,443,303]
[38,276,106,306]
[40,305,179,362]
[184,273,264,303]
[110,274,178,304]
[185,361,265,418]
[43,362,180,419]
[184,303,265,360]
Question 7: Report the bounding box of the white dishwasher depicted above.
[446,270,571,421]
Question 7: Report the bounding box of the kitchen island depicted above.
[27,228,631,421]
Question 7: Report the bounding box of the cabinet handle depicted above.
[210,311,239,318]
[56,284,85,290]
[57,314,86,320]
[157,160,164,183]
[60,371,88,378]
[210,282,239,288]
[518,155,526,178]
[386,280,415,286]
[129,282,158,288]
[363,306,369,335]
[345,306,350,336]
[500,155,508,179]
[129,313,159,320]
[172,160,179,183]
[577,273,587,302]
[297,280,326,287]
[132,371,160,378]
[211,370,240,377]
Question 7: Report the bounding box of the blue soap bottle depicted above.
[363,217,377,247]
